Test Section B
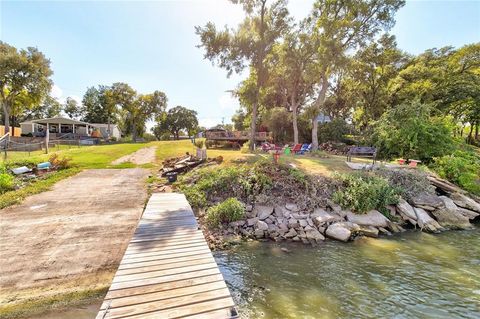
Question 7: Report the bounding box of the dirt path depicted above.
[111,146,157,165]
[0,168,149,315]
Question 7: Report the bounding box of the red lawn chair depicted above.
[291,144,302,154]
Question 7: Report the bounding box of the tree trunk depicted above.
[467,124,474,144]
[249,101,257,151]
[2,101,10,137]
[292,102,299,145]
[311,74,329,151]
[131,115,137,142]
[311,117,318,151]
[475,122,478,141]
[107,115,111,140]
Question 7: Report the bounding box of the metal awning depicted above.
[29,117,90,126]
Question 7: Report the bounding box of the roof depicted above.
[90,123,119,128]
[23,117,91,126]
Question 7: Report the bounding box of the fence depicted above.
[0,126,22,137]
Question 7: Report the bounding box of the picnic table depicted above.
[346,146,377,164]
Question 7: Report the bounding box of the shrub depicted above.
[333,172,401,216]
[180,162,272,208]
[371,101,455,162]
[318,118,350,143]
[432,150,480,195]
[206,197,245,227]
[375,167,435,201]
[0,172,15,194]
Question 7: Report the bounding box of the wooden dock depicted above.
[97,193,237,319]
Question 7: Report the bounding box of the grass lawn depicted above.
[1,142,153,169]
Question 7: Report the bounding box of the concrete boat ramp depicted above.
[97,193,237,319]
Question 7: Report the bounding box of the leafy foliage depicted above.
[372,101,455,161]
[0,167,14,194]
[317,118,350,143]
[432,150,480,195]
[206,197,245,228]
[333,172,401,215]
[153,106,198,140]
[48,153,72,170]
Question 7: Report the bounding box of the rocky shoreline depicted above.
[202,179,480,248]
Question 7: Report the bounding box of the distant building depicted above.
[317,113,332,124]
[20,116,121,139]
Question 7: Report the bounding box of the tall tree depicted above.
[155,106,198,140]
[82,85,111,123]
[0,41,53,135]
[63,97,82,120]
[305,0,405,150]
[231,108,247,131]
[196,0,290,150]
[110,82,137,140]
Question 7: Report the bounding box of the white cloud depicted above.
[218,92,239,110]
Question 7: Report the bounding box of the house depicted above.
[20,117,121,140]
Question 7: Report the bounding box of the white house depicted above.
[20,116,121,140]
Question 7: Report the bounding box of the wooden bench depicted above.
[347,146,377,164]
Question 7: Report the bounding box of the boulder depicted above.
[247,217,258,227]
[292,213,309,219]
[413,207,442,232]
[285,203,300,212]
[305,228,325,242]
[327,199,342,214]
[325,222,359,242]
[274,204,290,218]
[396,199,417,221]
[307,218,314,227]
[346,210,389,228]
[255,220,268,231]
[312,208,343,226]
[429,196,471,229]
[299,219,308,227]
[450,193,480,213]
[357,225,379,238]
[254,229,265,238]
[410,193,445,211]
[284,228,297,238]
[254,205,274,220]
[288,218,300,228]
[457,207,480,220]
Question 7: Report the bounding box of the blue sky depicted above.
[1,0,479,129]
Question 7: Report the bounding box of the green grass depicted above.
[1,142,153,169]
[0,168,80,209]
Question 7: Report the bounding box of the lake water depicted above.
[31,227,479,319]
[215,227,480,319]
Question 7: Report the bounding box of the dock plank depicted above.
[97,193,237,319]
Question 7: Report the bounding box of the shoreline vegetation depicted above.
[176,159,480,249]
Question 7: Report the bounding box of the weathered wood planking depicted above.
[97,193,238,319]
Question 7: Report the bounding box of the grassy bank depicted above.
[0,287,108,319]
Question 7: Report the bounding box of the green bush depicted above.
[318,118,350,143]
[375,167,435,201]
[371,101,455,162]
[432,150,480,195]
[206,197,245,227]
[180,160,272,208]
[0,172,15,194]
[333,172,401,216]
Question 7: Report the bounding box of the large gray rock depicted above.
[346,210,389,228]
[312,208,343,226]
[325,222,359,242]
[274,204,290,218]
[255,220,269,231]
[458,207,480,220]
[254,229,265,238]
[288,218,300,228]
[450,193,480,213]
[430,196,471,229]
[284,228,297,238]
[396,199,417,221]
[414,207,442,232]
[254,205,274,220]
[410,193,445,211]
[357,225,379,238]
[285,203,300,212]
[305,228,325,242]
[247,217,258,227]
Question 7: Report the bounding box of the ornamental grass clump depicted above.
[333,172,401,216]
[206,197,245,227]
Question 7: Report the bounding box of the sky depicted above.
[1,0,479,130]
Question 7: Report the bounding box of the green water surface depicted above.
[215,227,480,319]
